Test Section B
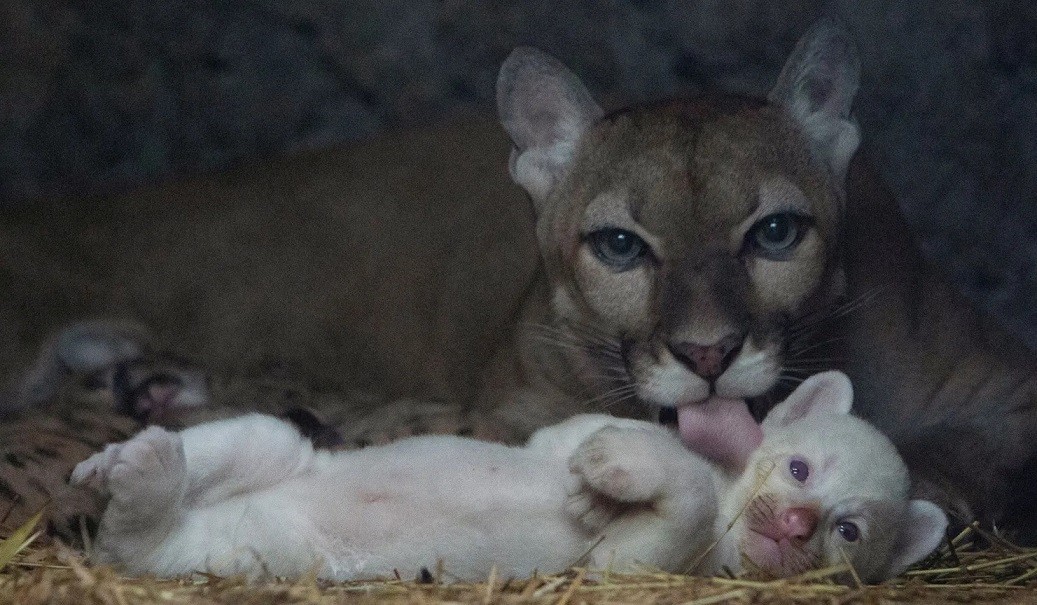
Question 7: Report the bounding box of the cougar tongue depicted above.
[677,397,763,470]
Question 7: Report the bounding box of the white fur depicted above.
[73,372,946,583]
[715,372,948,582]
[74,413,717,581]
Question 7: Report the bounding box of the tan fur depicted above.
[0,115,539,408]
[2,22,1035,536]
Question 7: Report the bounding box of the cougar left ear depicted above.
[496,47,603,209]
[768,18,861,186]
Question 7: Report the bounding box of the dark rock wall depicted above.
[2,0,1036,345]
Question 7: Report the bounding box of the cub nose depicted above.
[669,333,744,380]
[780,507,819,541]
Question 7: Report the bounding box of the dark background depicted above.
[2,0,1036,346]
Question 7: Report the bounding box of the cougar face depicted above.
[552,101,840,407]
[498,21,858,411]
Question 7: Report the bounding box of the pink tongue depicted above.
[678,397,763,470]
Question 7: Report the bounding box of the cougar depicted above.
[2,19,1034,537]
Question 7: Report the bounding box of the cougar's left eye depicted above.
[747,213,811,258]
[588,228,648,271]
[836,520,860,542]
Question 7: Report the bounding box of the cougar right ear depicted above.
[768,18,861,187]
[496,47,603,209]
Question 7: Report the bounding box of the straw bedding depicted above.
[3,513,1037,605]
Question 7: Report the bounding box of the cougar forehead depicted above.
[557,101,838,247]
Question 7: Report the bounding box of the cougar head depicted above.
[497,20,860,416]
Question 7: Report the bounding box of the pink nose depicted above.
[669,333,743,380]
[780,507,819,540]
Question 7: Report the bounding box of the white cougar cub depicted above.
[72,371,945,582]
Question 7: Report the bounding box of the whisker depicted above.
[785,336,844,358]
[787,286,886,338]
[581,384,640,410]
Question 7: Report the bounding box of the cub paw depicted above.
[564,477,624,533]
[71,443,126,493]
[71,426,186,508]
[568,426,668,504]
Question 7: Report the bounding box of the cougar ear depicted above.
[496,47,603,209]
[768,18,861,186]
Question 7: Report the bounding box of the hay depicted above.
[3,518,1037,604]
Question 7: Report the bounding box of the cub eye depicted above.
[789,458,809,482]
[836,520,860,542]
[588,228,648,271]
[746,213,810,258]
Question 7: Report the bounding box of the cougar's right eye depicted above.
[745,212,812,260]
[587,228,649,271]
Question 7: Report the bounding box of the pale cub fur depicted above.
[73,372,944,583]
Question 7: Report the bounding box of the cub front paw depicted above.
[71,426,186,507]
[568,426,668,504]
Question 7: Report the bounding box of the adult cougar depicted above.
[2,20,1034,536]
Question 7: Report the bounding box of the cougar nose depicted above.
[669,333,744,380]
[780,507,819,541]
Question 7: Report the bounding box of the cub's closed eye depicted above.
[587,228,650,271]
[745,212,812,259]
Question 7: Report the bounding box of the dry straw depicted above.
[3,512,1037,604]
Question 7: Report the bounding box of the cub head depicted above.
[496,20,860,413]
[725,371,947,582]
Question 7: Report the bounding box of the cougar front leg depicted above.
[342,399,523,447]
[5,320,153,412]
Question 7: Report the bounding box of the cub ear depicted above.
[884,499,948,579]
[496,47,603,208]
[764,370,853,428]
[768,18,861,185]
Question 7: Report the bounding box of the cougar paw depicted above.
[110,360,210,423]
[347,401,520,448]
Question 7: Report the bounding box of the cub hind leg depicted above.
[175,413,316,505]
[71,425,188,559]
[72,414,316,565]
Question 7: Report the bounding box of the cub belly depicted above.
[295,438,585,580]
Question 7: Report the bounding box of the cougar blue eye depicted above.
[588,228,648,271]
[837,520,860,542]
[789,458,809,482]
[748,213,810,258]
